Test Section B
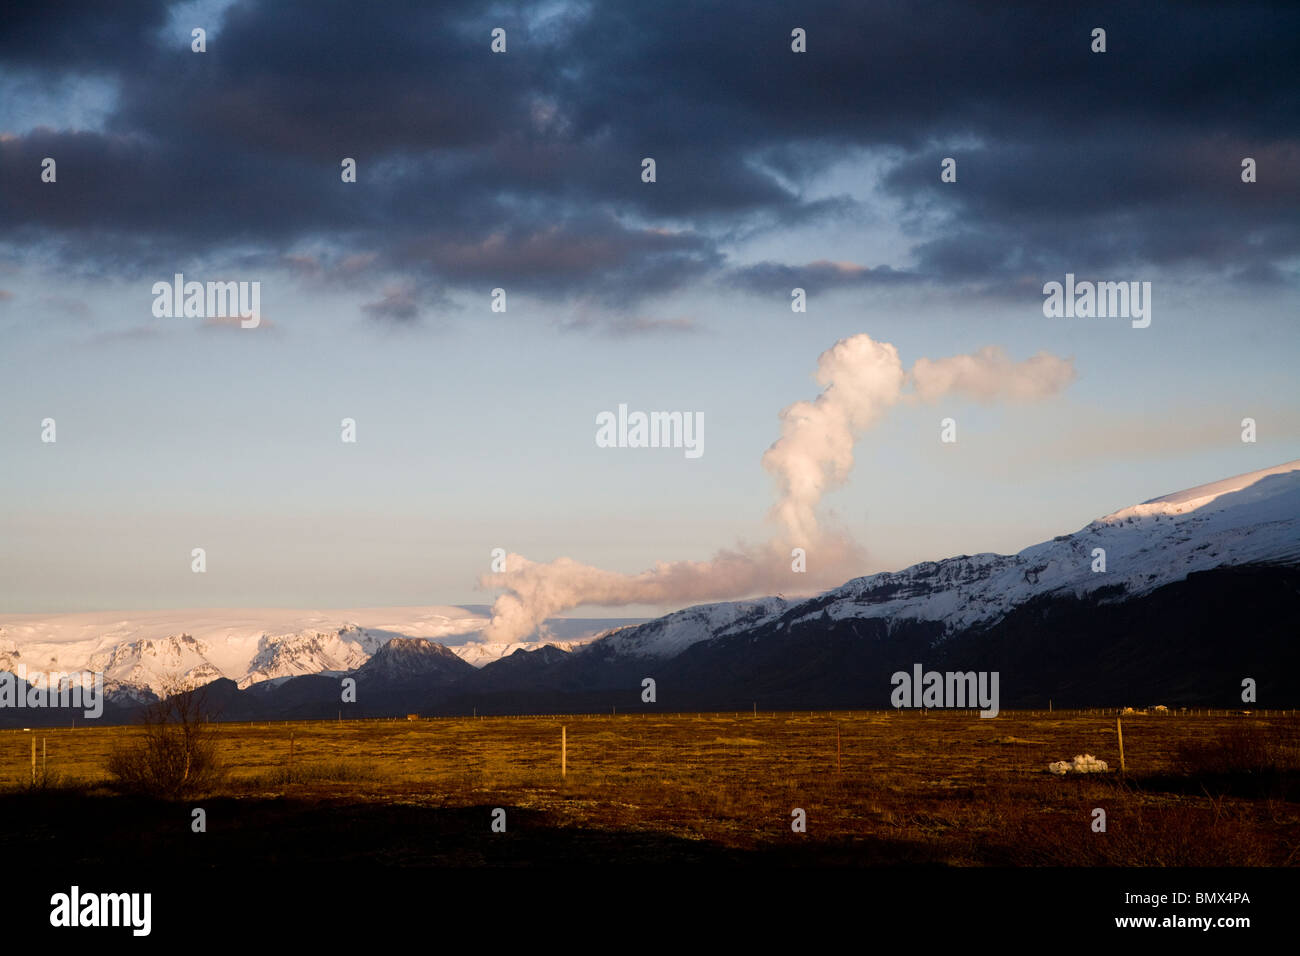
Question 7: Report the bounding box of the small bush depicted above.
[107,684,225,797]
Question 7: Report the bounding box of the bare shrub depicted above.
[29,765,64,791]
[107,682,225,797]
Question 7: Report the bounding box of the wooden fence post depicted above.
[1116,717,1126,773]
[561,725,567,779]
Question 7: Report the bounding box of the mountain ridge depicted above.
[1,460,1296,719]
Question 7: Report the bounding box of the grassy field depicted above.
[2,710,1298,866]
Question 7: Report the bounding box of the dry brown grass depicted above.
[1177,722,1300,776]
[2,710,1298,865]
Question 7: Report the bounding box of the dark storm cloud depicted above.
[1,0,1296,322]
[885,136,1300,280]
[385,216,723,299]
[0,1,171,69]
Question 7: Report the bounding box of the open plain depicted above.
[2,710,1296,867]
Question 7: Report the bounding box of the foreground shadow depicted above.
[0,789,949,868]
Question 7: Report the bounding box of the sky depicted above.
[1,0,1297,620]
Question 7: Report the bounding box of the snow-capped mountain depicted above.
[460,458,1295,712]
[451,639,592,668]
[3,462,1296,717]
[239,625,387,688]
[573,460,1300,661]
[354,637,477,682]
[87,633,225,701]
[789,459,1300,635]
[593,598,790,660]
[0,605,617,701]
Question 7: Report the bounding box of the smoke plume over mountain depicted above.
[479,334,1075,642]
